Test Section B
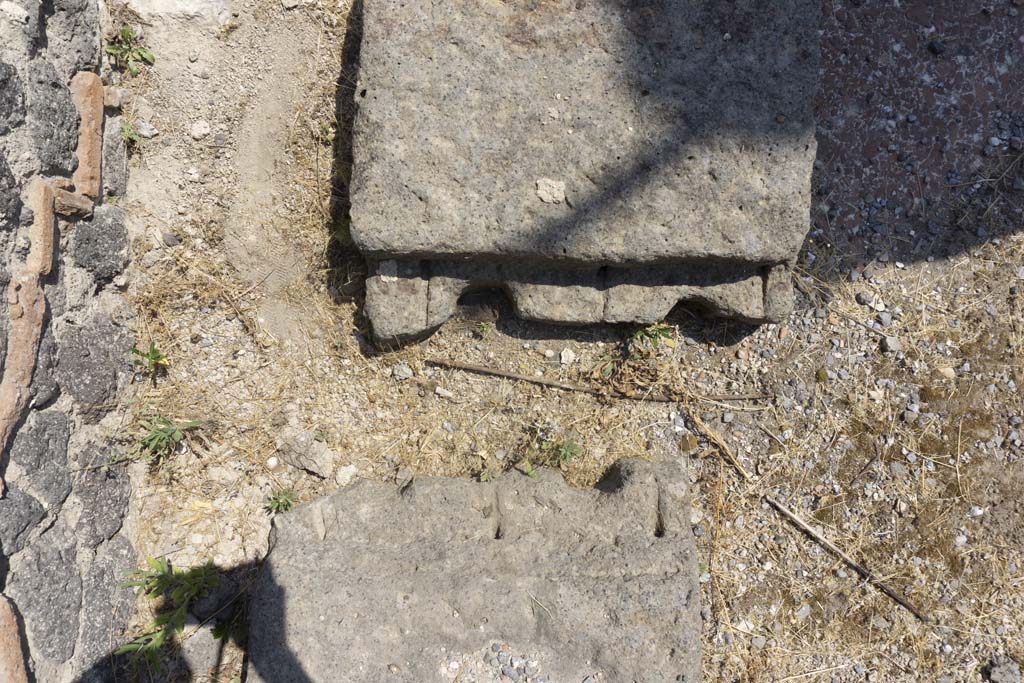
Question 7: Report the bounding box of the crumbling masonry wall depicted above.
[1,0,137,680]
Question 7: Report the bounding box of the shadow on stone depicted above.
[324,1,1024,347]
[72,559,313,683]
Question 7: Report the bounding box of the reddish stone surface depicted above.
[69,71,103,199]
[53,187,94,218]
[0,596,30,683]
[0,179,52,495]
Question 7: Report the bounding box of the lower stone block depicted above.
[247,457,701,683]
[365,259,793,342]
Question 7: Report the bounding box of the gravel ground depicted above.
[107,0,1023,681]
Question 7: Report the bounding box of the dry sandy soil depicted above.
[105,0,1023,681]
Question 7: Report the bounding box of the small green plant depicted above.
[631,322,676,349]
[121,119,141,148]
[265,487,296,514]
[105,25,155,76]
[518,461,538,478]
[553,439,583,465]
[117,558,220,666]
[137,416,202,462]
[132,342,169,375]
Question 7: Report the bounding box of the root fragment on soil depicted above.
[425,357,772,405]
[764,496,930,623]
[689,410,931,624]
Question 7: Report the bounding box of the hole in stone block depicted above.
[456,288,512,323]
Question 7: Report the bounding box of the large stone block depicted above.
[55,313,130,422]
[9,410,71,508]
[247,458,700,683]
[25,59,79,176]
[0,61,26,136]
[351,0,818,268]
[0,153,21,231]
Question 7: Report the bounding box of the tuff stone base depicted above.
[365,258,793,342]
[247,457,701,683]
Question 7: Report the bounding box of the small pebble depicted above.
[190,119,211,140]
[392,362,413,381]
[881,336,902,353]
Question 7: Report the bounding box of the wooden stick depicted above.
[765,495,930,623]
[686,414,929,624]
[834,310,887,339]
[688,411,754,482]
[424,358,770,404]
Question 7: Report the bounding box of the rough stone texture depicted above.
[179,618,227,680]
[25,59,79,176]
[101,115,129,197]
[0,153,21,230]
[6,523,82,664]
[351,0,818,267]
[69,71,103,198]
[0,178,54,492]
[367,258,792,341]
[0,61,26,136]
[71,445,130,548]
[352,0,818,339]
[363,259,430,342]
[54,187,94,218]
[1,0,135,677]
[276,426,339,479]
[247,458,700,683]
[73,535,136,675]
[9,410,71,508]
[45,0,100,80]
[72,204,129,280]
[988,659,1023,683]
[0,485,44,556]
[1,0,43,41]
[29,325,60,408]
[55,313,130,421]
[126,0,229,21]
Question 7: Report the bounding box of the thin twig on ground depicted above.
[424,358,771,404]
[689,411,931,623]
[764,495,930,623]
[688,411,755,482]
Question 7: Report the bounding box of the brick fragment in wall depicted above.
[69,71,103,199]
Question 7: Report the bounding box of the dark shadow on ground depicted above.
[73,558,313,683]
